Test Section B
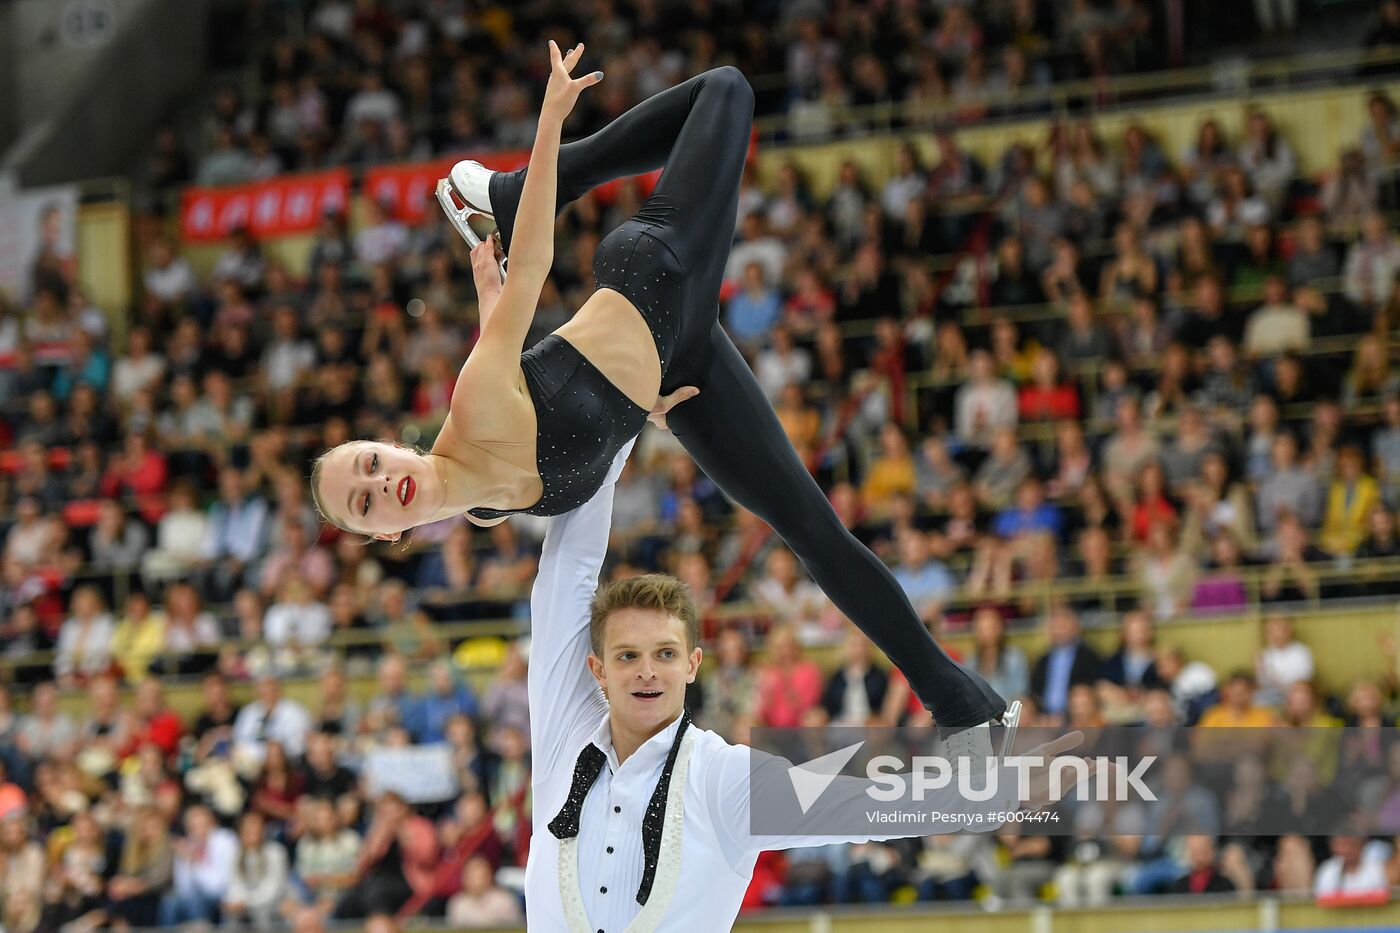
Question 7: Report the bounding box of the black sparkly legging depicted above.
[490,68,1005,728]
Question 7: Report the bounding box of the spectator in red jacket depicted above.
[1018,346,1081,421]
[754,625,823,728]
[100,431,169,524]
[120,678,184,760]
[420,790,504,915]
[1129,461,1178,543]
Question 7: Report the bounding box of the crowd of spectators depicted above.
[143,0,1179,196]
[4,1,1400,925]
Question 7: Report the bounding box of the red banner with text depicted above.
[180,169,352,242]
[176,136,732,240]
[364,152,662,225]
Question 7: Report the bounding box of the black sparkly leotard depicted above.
[463,336,646,521]
[459,68,1006,731]
[464,227,681,522]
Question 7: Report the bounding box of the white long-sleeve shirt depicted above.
[524,443,1019,932]
[172,828,238,900]
[224,842,289,912]
[954,380,1018,446]
[263,601,332,647]
[231,698,312,759]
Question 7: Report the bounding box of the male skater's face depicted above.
[588,609,702,733]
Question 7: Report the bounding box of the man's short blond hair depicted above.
[589,574,698,656]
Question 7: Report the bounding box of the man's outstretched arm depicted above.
[527,440,634,770]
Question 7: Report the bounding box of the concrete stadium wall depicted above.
[11,0,148,133]
[76,199,133,336]
[4,0,209,186]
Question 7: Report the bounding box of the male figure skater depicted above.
[524,443,1081,931]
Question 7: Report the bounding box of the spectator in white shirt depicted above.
[157,581,223,676]
[261,305,317,393]
[955,349,1018,447]
[1243,276,1310,357]
[881,142,928,218]
[54,585,116,686]
[1313,835,1391,898]
[110,326,167,404]
[1238,109,1297,214]
[1343,211,1400,307]
[222,812,289,929]
[142,239,196,308]
[209,228,265,290]
[724,213,787,286]
[160,804,238,926]
[786,17,840,97]
[353,198,408,269]
[232,675,314,761]
[1207,166,1270,240]
[4,497,61,570]
[1254,614,1314,707]
[751,547,830,644]
[197,126,253,186]
[753,324,812,401]
[263,578,333,674]
[142,481,210,584]
[343,71,402,132]
[294,797,361,909]
[15,681,78,761]
[445,856,523,927]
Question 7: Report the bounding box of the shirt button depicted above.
[614,806,621,813]
[606,846,614,854]
[600,886,608,893]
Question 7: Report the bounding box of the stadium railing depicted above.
[753,46,1400,143]
[13,557,1400,695]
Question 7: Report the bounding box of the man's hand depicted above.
[542,40,603,123]
[470,241,503,294]
[1014,730,1114,812]
[648,386,699,431]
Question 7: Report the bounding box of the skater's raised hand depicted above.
[542,40,603,122]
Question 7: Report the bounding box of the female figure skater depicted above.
[311,43,1011,736]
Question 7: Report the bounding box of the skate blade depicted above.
[436,178,506,282]
[999,699,1022,760]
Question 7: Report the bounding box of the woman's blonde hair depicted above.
[308,451,347,532]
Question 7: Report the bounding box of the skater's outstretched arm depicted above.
[469,41,602,374]
[528,441,633,772]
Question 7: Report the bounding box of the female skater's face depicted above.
[317,440,434,540]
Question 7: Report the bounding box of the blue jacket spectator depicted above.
[405,659,479,744]
[725,261,782,349]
